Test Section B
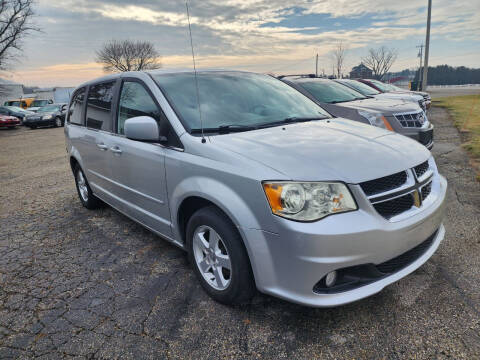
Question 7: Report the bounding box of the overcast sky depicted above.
[4,0,480,87]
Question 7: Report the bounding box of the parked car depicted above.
[23,103,67,129]
[4,98,35,109]
[334,78,427,111]
[0,114,21,128]
[280,75,434,149]
[0,106,35,124]
[357,79,432,109]
[65,70,447,307]
[28,99,54,113]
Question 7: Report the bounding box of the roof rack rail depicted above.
[277,74,318,79]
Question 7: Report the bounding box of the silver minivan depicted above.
[65,70,447,307]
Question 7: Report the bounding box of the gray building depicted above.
[350,63,373,79]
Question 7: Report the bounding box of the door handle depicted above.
[110,146,123,154]
[96,143,108,151]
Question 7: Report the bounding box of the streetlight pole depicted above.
[422,0,432,91]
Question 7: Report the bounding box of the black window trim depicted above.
[66,86,87,126]
[116,77,183,150]
[85,79,118,133]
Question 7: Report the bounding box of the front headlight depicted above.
[42,114,53,120]
[263,182,357,221]
[358,110,393,130]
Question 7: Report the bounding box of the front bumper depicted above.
[242,174,447,307]
[0,120,20,127]
[397,122,434,150]
[24,118,54,127]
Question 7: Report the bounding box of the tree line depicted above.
[415,65,480,85]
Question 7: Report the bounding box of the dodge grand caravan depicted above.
[65,70,447,307]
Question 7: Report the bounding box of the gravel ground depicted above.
[1,107,479,359]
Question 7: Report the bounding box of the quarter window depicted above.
[67,88,86,125]
[117,81,163,135]
[86,81,115,131]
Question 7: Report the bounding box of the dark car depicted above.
[23,103,68,129]
[357,79,431,109]
[0,106,35,124]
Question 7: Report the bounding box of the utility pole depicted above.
[416,44,424,86]
[315,54,318,77]
[422,0,432,91]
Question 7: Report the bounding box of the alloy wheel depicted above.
[76,170,89,202]
[192,225,232,290]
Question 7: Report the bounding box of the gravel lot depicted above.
[1,107,479,359]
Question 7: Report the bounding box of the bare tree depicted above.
[95,40,162,73]
[361,46,398,80]
[332,41,347,79]
[0,0,39,69]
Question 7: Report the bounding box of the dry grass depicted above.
[435,95,480,180]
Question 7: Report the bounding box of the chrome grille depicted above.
[414,160,429,178]
[421,181,432,201]
[362,160,433,220]
[394,112,426,128]
[360,171,407,196]
[373,193,414,219]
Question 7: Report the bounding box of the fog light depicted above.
[325,271,337,287]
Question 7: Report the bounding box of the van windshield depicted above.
[153,72,330,133]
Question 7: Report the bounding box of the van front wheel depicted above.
[186,206,256,305]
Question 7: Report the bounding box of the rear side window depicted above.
[67,88,86,125]
[86,81,115,131]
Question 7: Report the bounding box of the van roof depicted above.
[75,69,254,89]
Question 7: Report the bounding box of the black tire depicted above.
[54,117,63,127]
[186,206,256,305]
[73,164,103,209]
[30,125,36,129]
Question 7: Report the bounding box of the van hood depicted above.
[336,97,420,115]
[210,118,430,183]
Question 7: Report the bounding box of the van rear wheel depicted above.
[186,206,256,305]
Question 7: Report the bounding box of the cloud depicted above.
[8,0,480,86]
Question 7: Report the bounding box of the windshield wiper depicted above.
[191,124,258,134]
[258,116,327,128]
[191,117,328,134]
